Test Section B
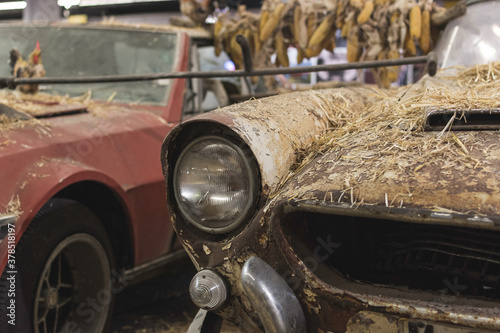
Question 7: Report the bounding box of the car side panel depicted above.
[0,108,176,272]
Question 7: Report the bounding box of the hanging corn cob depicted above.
[260,2,286,41]
[209,0,456,88]
[357,1,374,24]
[420,6,431,54]
[409,5,422,40]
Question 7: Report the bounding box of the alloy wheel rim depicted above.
[33,233,111,333]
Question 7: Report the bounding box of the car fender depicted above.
[0,158,131,272]
[163,88,371,196]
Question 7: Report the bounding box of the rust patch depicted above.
[258,233,268,248]
[302,286,321,314]
[181,240,200,262]
[346,312,398,333]
[166,63,500,333]
[202,244,211,255]
[259,64,500,216]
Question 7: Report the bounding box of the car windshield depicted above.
[0,25,178,105]
[434,1,500,68]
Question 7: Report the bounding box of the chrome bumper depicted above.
[0,214,17,243]
[241,256,306,333]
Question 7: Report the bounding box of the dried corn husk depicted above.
[404,30,417,56]
[386,49,399,82]
[420,9,431,54]
[293,5,301,41]
[260,9,269,32]
[260,2,286,41]
[347,26,362,62]
[377,51,391,88]
[212,0,447,89]
[308,13,336,48]
[409,5,422,39]
[306,12,317,41]
[350,0,364,10]
[357,1,374,24]
[275,32,289,67]
[297,47,306,64]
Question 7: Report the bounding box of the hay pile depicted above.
[0,114,9,125]
[0,114,49,135]
[0,90,79,116]
[0,90,67,134]
[2,195,23,217]
[0,90,98,134]
[270,62,500,198]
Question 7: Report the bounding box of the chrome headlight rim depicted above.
[173,134,259,235]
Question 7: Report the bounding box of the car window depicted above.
[0,26,178,105]
[183,45,239,117]
[200,46,239,111]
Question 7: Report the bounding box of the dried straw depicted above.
[3,195,23,217]
[0,90,96,133]
[270,63,500,198]
[0,90,77,116]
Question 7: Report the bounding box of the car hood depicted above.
[0,89,90,119]
[0,89,144,137]
[162,63,500,333]
[0,88,145,124]
[163,63,500,219]
[267,64,500,217]
[274,129,500,216]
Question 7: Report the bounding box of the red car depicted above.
[0,22,232,333]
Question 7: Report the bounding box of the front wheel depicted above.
[1,198,115,333]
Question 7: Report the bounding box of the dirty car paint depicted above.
[163,64,500,332]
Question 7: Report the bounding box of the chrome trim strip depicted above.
[292,200,500,229]
[123,249,187,283]
[241,256,306,333]
[0,214,17,242]
[0,214,16,228]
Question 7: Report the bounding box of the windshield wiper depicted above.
[0,36,437,89]
[0,103,32,120]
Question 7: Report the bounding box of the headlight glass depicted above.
[173,136,257,233]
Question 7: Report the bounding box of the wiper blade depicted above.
[0,36,437,88]
[0,103,32,120]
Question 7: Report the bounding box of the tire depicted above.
[0,198,115,333]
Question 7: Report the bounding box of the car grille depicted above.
[281,211,500,301]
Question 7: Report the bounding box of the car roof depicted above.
[0,20,213,40]
[466,0,497,5]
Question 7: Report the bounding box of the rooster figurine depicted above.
[9,41,46,94]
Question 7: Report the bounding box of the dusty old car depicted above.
[0,22,237,333]
[161,1,500,332]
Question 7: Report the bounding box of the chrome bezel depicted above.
[0,214,17,242]
[173,135,258,234]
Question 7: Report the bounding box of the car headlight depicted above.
[173,136,258,234]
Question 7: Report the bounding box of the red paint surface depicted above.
[0,32,193,271]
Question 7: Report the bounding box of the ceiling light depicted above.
[58,0,80,9]
[0,1,27,11]
[79,0,168,6]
